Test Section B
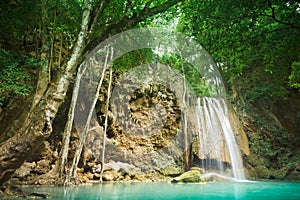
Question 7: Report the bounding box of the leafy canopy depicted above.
[178,0,300,101]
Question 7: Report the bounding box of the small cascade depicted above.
[196,97,245,180]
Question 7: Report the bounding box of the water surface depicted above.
[22,181,300,200]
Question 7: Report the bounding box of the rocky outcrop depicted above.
[77,77,185,182]
[233,89,300,180]
[13,162,36,179]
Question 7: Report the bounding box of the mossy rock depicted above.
[247,154,269,167]
[160,166,183,176]
[171,170,204,183]
[271,169,287,180]
[255,165,270,179]
[285,170,300,181]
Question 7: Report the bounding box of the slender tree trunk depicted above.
[58,32,63,68]
[66,47,109,184]
[48,8,57,82]
[100,48,113,182]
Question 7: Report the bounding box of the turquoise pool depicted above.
[21,181,300,200]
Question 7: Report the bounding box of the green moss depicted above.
[255,165,270,179]
[172,170,204,183]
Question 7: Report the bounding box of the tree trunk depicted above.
[52,62,88,183]
[100,48,113,182]
[0,0,93,186]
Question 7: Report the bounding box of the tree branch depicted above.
[89,0,110,33]
[86,0,181,52]
[266,0,300,30]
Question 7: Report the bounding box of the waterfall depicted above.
[196,97,245,180]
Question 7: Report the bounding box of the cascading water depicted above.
[196,97,245,180]
[73,28,247,183]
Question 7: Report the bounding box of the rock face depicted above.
[8,140,58,185]
[79,77,185,182]
[13,162,36,178]
[3,70,299,185]
[233,88,300,181]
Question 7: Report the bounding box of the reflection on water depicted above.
[21,181,300,200]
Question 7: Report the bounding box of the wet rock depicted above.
[14,162,36,178]
[104,161,141,176]
[144,170,165,181]
[93,173,101,180]
[171,170,204,183]
[189,167,204,173]
[160,166,183,177]
[1,184,25,197]
[85,172,94,180]
[92,163,102,174]
[77,173,89,183]
[28,192,49,199]
[124,175,131,181]
[132,174,147,182]
[37,178,56,185]
[7,178,23,185]
[102,170,119,181]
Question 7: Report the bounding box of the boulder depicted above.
[171,170,204,183]
[132,174,147,182]
[200,172,236,182]
[85,172,94,180]
[104,161,141,176]
[160,166,183,176]
[102,170,119,181]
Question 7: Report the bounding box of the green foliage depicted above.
[0,0,82,50]
[241,65,289,103]
[248,112,292,169]
[159,53,211,97]
[0,0,41,45]
[140,2,181,28]
[289,61,300,91]
[178,0,300,101]
[113,49,153,72]
[0,49,38,107]
[45,0,82,50]
[113,48,212,97]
